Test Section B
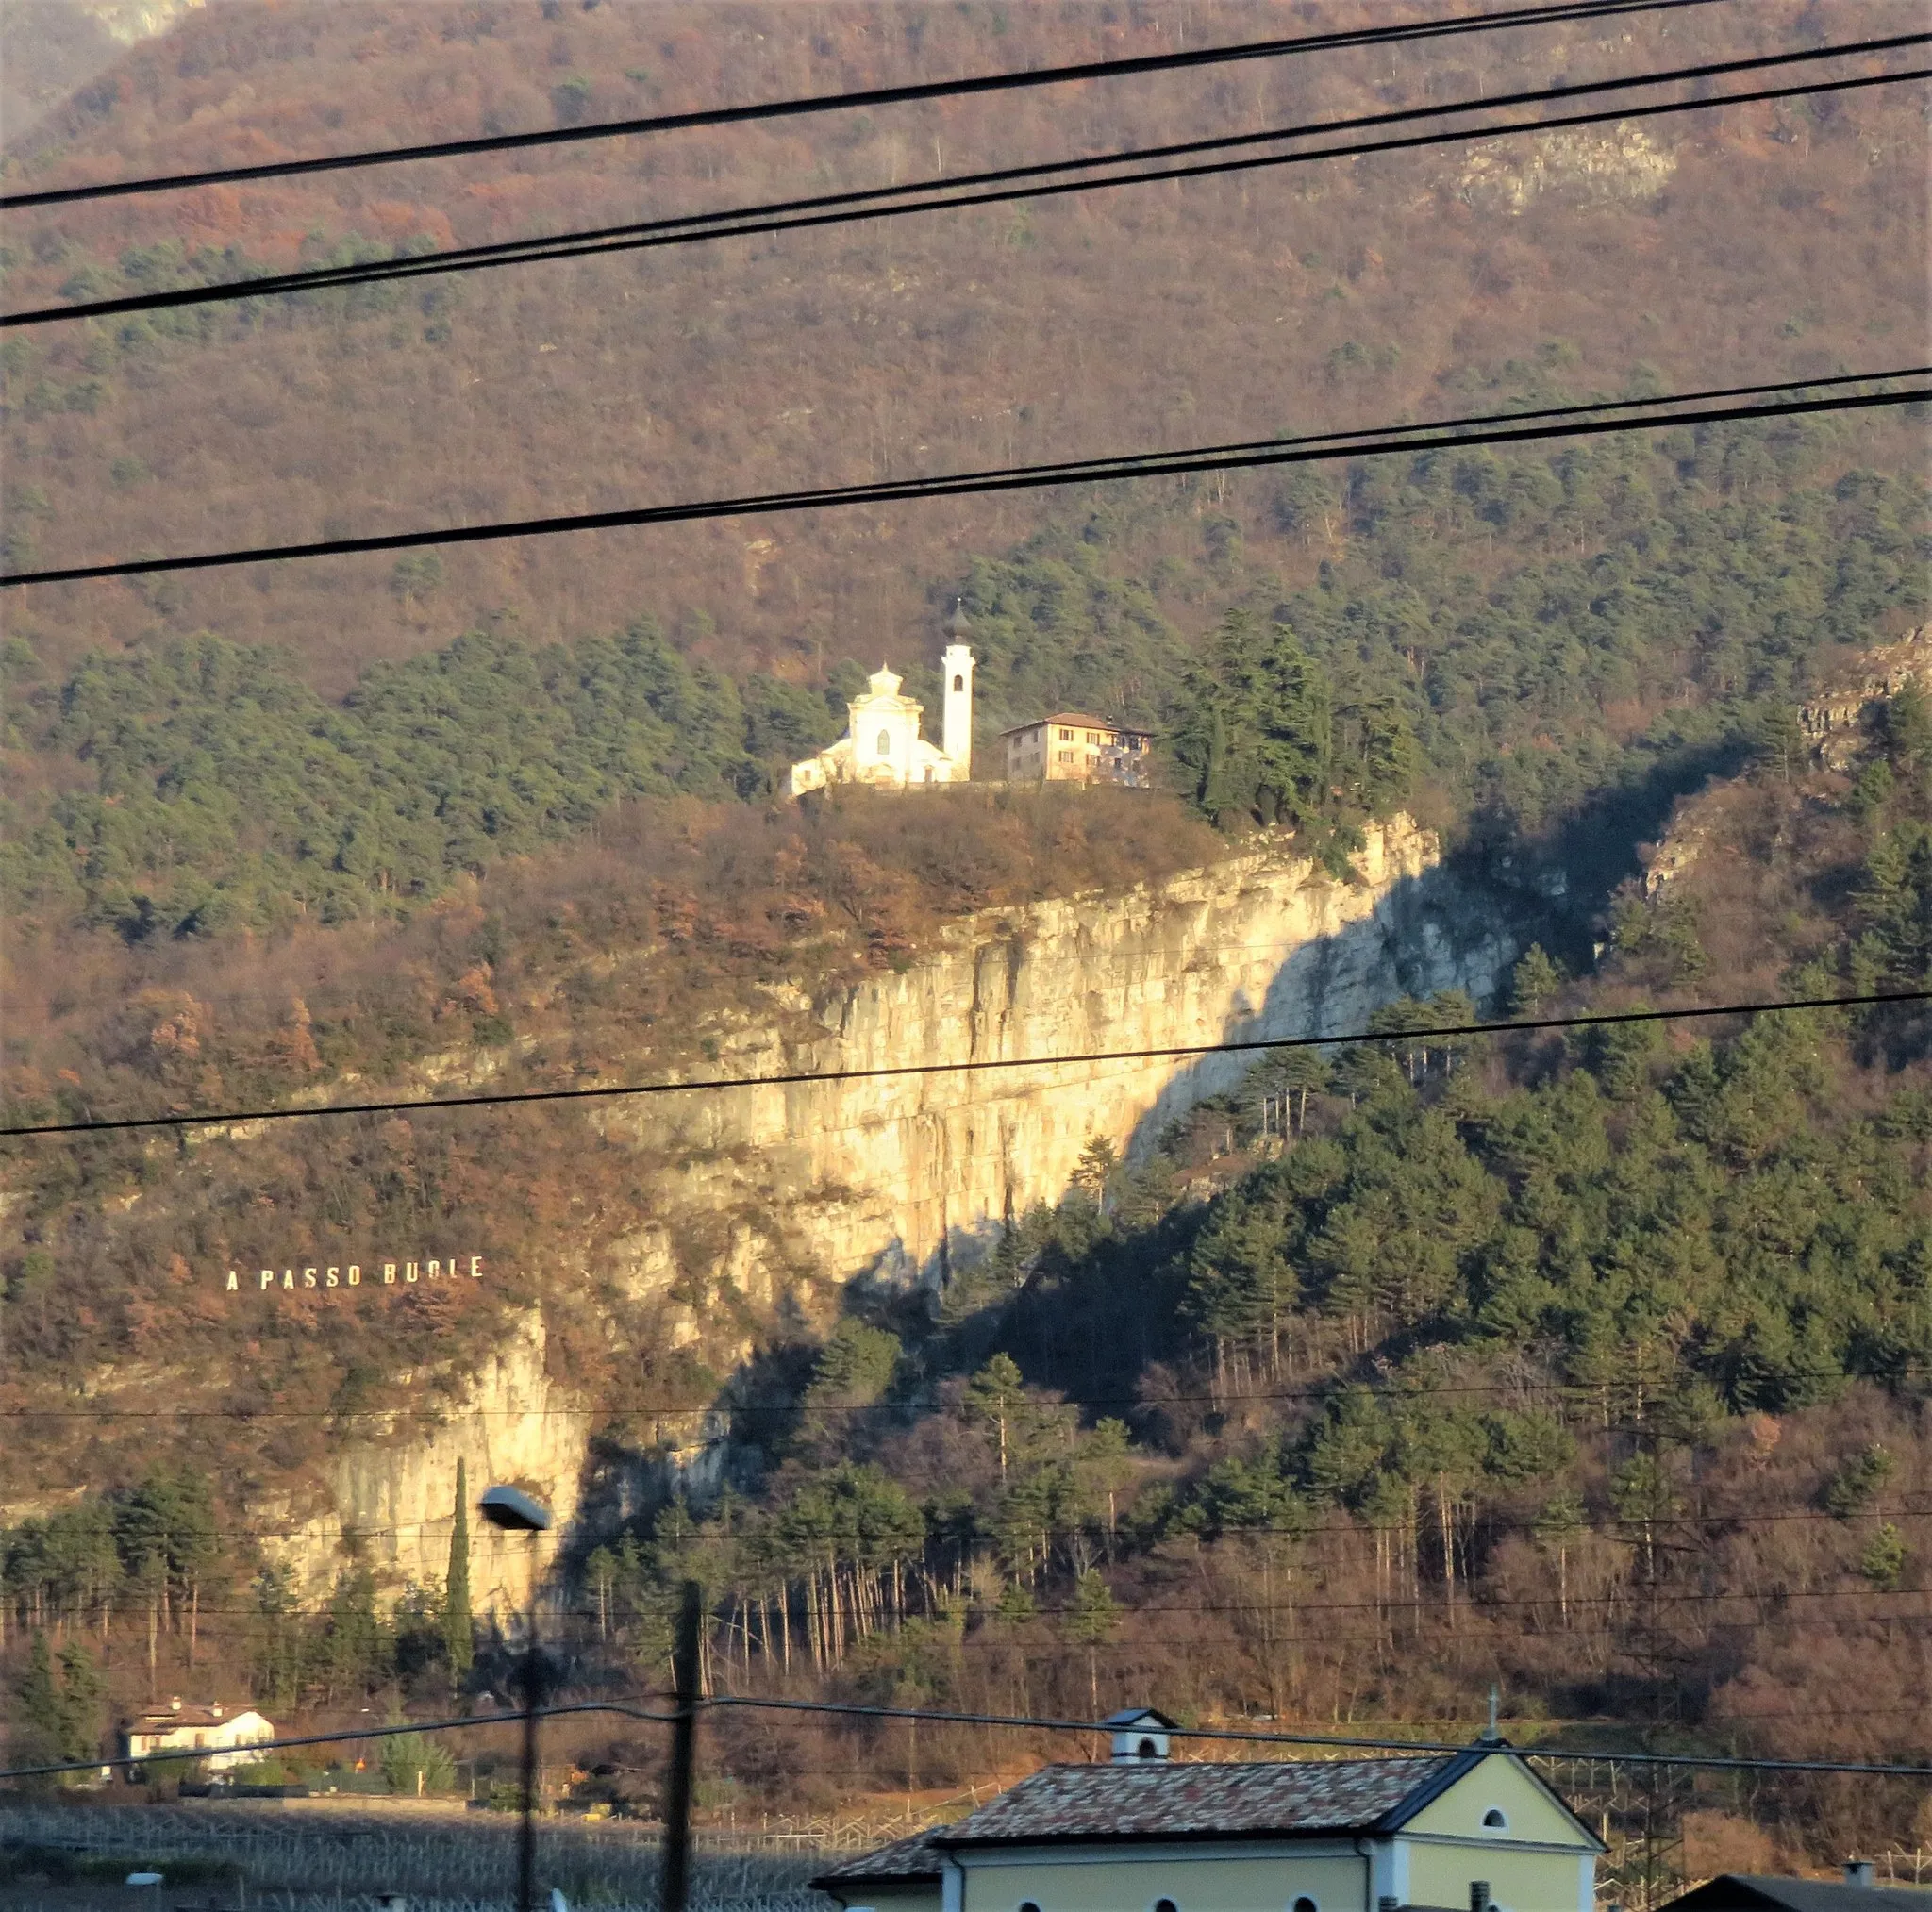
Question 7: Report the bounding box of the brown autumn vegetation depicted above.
[1,0,1929,1863]
[3,0,1926,691]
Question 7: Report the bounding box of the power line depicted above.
[0,0,1732,212]
[4,980,1924,1141]
[3,375,1925,591]
[704,1696,1932,1779]
[8,1501,1921,1541]
[3,1692,1927,1786]
[1,1382,1924,1422]
[13,35,1919,330]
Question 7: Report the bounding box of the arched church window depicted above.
[954,674,965,691]
[877,730,892,756]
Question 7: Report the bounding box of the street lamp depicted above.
[479,1485,552,1912]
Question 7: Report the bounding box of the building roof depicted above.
[1000,712,1154,738]
[1660,1878,1931,1912]
[1002,711,1112,734]
[126,1703,266,1732]
[935,1754,1463,1847]
[810,1826,951,1890]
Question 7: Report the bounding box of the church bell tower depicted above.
[941,605,974,779]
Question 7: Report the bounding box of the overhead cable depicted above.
[3,1692,1929,1786]
[3,985,1925,1140]
[11,35,1922,329]
[3,374,1926,592]
[712,1695,1932,1777]
[0,0,1731,211]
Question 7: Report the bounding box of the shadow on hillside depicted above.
[1118,855,1525,1169]
[1515,733,1757,968]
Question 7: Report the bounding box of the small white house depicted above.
[123,1698,275,1773]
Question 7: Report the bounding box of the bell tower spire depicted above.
[941,602,974,779]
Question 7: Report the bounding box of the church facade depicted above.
[787,643,974,796]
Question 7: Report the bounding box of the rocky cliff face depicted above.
[1647,625,1929,896]
[284,817,1520,1606]
[599,815,1517,1311]
[263,1313,588,1612]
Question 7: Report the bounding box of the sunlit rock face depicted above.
[260,1313,589,1613]
[601,815,1518,1301]
[274,818,1520,1607]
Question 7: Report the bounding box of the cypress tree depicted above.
[441,1458,474,1681]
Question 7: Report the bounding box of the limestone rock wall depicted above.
[275,818,1520,1607]
[262,1313,588,1612]
[604,814,1519,1306]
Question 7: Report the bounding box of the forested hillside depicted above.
[1,0,1928,1848]
[5,411,1923,963]
[4,676,1927,1844]
[2,0,1924,687]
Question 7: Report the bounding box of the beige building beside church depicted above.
[814,1719,1603,1912]
[787,643,975,796]
[1003,712,1156,786]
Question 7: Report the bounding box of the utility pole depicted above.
[478,1485,553,1912]
[660,1581,703,1912]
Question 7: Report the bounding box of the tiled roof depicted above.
[936,1755,1456,1845]
[1000,713,1154,736]
[1666,1878,1932,1912]
[810,1827,950,1889]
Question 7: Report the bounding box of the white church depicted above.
[787,641,974,797]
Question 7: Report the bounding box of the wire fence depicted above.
[0,1801,833,1912]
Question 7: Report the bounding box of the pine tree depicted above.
[442,1457,475,1681]
[55,1639,106,1762]
[15,1632,61,1754]
[962,1355,1025,1485]
[1510,944,1566,1017]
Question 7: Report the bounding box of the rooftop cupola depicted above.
[1104,1706,1177,1763]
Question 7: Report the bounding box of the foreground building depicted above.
[815,1721,1603,1912]
[787,645,975,795]
[1001,711,1156,786]
[122,1698,275,1773]
[1657,1871,1926,1912]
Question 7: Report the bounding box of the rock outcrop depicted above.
[599,816,1515,1309]
[1647,627,1929,896]
[262,1313,588,1610]
[272,817,1520,1606]
[1800,626,1931,769]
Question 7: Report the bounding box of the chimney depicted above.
[1471,1884,1491,1912]
[210,1704,224,1718]
[1845,1863,1876,1890]
[169,1697,182,1712]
